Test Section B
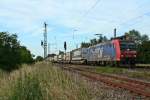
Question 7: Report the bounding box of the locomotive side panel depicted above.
[112,40,121,61]
[88,46,98,62]
[102,43,116,61]
[87,42,116,62]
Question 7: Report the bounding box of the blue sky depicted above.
[0,0,150,56]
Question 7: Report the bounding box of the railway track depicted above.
[58,64,150,98]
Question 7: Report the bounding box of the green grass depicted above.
[94,66,150,81]
[94,67,125,74]
[136,64,150,68]
[127,71,150,80]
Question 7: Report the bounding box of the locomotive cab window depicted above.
[128,43,136,50]
[120,43,127,50]
[120,41,136,51]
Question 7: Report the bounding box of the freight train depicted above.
[49,38,137,66]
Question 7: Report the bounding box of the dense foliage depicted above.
[137,41,150,63]
[125,29,149,44]
[35,56,43,62]
[0,32,34,71]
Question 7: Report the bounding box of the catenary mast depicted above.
[43,22,48,58]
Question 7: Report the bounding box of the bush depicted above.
[0,32,34,71]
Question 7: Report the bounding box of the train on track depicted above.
[48,36,137,66]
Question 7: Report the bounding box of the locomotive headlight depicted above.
[121,55,124,57]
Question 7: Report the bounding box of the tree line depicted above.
[0,32,34,71]
[81,36,108,48]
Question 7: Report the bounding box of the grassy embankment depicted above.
[94,66,150,81]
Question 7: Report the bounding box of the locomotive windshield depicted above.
[120,41,136,51]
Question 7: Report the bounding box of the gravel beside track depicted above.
[55,64,150,99]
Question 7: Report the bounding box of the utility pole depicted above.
[43,22,48,58]
[64,41,67,61]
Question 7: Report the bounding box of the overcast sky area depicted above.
[0,0,150,56]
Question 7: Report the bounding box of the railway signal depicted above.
[41,41,43,47]
[114,28,117,38]
[64,41,67,61]
[64,41,67,51]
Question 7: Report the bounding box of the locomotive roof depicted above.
[88,39,135,48]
